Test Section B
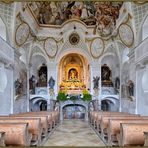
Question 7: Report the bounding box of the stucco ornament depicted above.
[118,24,134,47]
[15,22,30,46]
[44,38,58,58]
[90,38,104,58]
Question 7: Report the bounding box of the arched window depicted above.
[0,17,6,41]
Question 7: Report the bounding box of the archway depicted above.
[58,53,90,95]
[29,54,47,95]
[29,97,47,111]
[63,104,86,119]
[101,97,119,111]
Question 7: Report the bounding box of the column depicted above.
[26,64,31,112]
[47,62,58,110]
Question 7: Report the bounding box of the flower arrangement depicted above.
[57,90,67,101]
[82,89,92,101]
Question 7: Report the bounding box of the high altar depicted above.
[59,54,88,94]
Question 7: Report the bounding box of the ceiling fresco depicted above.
[28,2,123,35]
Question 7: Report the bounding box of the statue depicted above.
[69,69,77,80]
[128,80,134,96]
[29,75,36,94]
[93,76,100,89]
[48,76,55,89]
[115,77,120,90]
[14,79,23,96]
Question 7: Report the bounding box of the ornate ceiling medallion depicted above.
[69,33,80,45]
[118,23,134,47]
[15,22,30,46]
[90,37,104,58]
[44,38,58,58]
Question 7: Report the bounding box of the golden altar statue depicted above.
[59,67,86,93]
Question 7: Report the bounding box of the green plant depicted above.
[82,93,92,101]
[82,89,92,101]
[70,95,77,102]
[57,90,67,101]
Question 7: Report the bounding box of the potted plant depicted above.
[70,95,77,102]
[82,89,92,101]
[57,90,67,101]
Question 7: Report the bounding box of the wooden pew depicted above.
[9,115,48,138]
[0,117,42,146]
[100,114,140,139]
[90,111,98,125]
[23,111,56,128]
[0,132,5,146]
[0,123,31,146]
[94,112,130,129]
[144,132,148,146]
[118,123,148,146]
[16,111,56,130]
[108,118,148,146]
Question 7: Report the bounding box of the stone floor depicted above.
[44,119,105,146]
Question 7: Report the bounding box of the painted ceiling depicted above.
[28,2,123,35]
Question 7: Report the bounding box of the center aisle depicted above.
[44,119,105,146]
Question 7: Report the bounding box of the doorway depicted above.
[63,104,86,119]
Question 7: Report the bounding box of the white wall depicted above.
[0,68,13,115]
[137,68,148,115]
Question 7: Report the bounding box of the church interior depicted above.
[0,1,148,147]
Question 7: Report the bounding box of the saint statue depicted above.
[48,76,55,89]
[69,69,77,80]
[93,76,100,89]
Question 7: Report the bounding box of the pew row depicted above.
[118,123,148,146]
[0,117,42,146]
[12,111,60,130]
[100,114,140,139]
[0,132,5,146]
[144,132,148,146]
[91,111,130,128]
[9,115,49,137]
[108,118,148,146]
[0,123,31,146]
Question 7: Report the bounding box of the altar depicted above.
[60,79,86,94]
[58,53,89,94]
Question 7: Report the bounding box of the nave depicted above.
[0,1,148,147]
[1,110,148,147]
[44,120,105,146]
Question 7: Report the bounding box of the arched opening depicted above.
[101,100,112,111]
[58,53,90,94]
[39,100,47,111]
[29,54,47,95]
[36,64,47,87]
[30,97,47,111]
[101,97,119,111]
[101,54,120,95]
[101,64,113,87]
[63,104,86,119]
